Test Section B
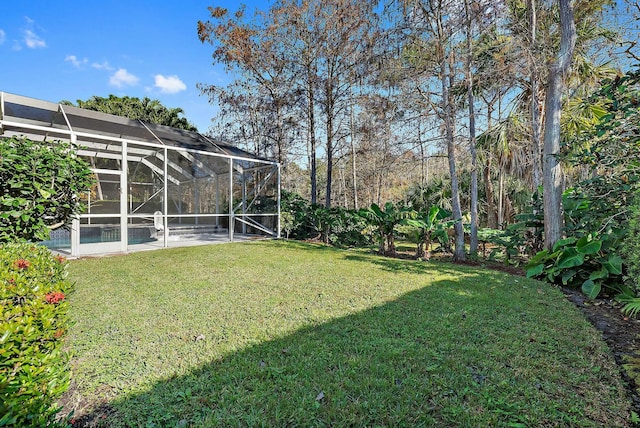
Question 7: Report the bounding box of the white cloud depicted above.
[65,55,88,68]
[0,30,5,45]
[109,68,139,87]
[154,74,187,94]
[21,17,46,49]
[24,29,45,49]
[92,61,113,71]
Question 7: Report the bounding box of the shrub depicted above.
[280,191,371,247]
[321,207,371,248]
[623,196,640,294]
[0,243,73,427]
[0,136,94,243]
[280,191,315,240]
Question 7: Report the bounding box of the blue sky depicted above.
[0,1,266,132]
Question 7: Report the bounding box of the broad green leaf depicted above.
[582,279,601,299]
[556,248,584,269]
[576,236,602,255]
[603,255,623,275]
[526,263,544,278]
[552,237,577,252]
[561,269,578,285]
[527,250,551,266]
[589,268,609,281]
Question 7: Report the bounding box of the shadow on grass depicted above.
[69,269,626,428]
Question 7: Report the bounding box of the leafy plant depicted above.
[0,243,73,427]
[403,206,455,260]
[279,191,315,240]
[358,202,411,256]
[525,234,622,298]
[0,136,94,243]
[619,196,640,316]
[484,191,544,264]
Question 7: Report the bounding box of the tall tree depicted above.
[401,0,467,260]
[197,5,297,165]
[309,0,380,208]
[542,0,576,249]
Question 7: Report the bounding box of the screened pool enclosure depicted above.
[0,92,280,256]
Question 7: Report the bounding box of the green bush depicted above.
[0,136,94,243]
[623,196,640,294]
[280,191,315,240]
[0,243,73,427]
[619,196,640,316]
[280,191,370,247]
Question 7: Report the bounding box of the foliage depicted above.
[525,234,622,299]
[280,191,315,240]
[624,196,640,292]
[405,176,452,212]
[402,206,455,259]
[0,243,73,427]
[483,191,544,264]
[62,95,197,131]
[312,206,370,247]
[525,69,640,298]
[64,241,631,426]
[0,136,94,243]
[358,202,411,256]
[619,196,640,316]
[281,191,370,247]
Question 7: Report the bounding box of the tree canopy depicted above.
[62,95,198,131]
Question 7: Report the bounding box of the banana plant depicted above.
[404,206,455,260]
[358,202,411,257]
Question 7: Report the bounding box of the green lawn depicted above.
[63,240,631,427]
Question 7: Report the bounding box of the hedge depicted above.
[0,243,73,427]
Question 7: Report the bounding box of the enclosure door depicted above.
[74,169,127,256]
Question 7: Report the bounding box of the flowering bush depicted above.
[0,243,73,427]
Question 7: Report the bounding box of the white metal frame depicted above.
[0,91,281,256]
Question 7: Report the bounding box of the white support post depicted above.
[69,133,82,256]
[241,171,247,234]
[163,147,169,248]
[120,141,128,253]
[194,177,199,226]
[178,183,182,224]
[277,164,281,239]
[71,216,80,257]
[215,174,220,227]
[229,158,234,242]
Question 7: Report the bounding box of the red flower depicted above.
[53,329,65,339]
[13,259,30,269]
[45,292,65,304]
[54,255,67,264]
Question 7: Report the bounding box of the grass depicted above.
[63,240,631,427]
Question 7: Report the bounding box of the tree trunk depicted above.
[465,0,478,255]
[498,170,504,229]
[308,78,318,205]
[529,0,543,190]
[542,0,576,250]
[484,158,497,228]
[325,83,334,209]
[442,55,466,262]
[350,89,358,209]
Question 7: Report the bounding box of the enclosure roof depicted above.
[0,91,273,163]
